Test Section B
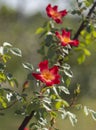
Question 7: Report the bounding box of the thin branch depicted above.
[0,100,17,111]
[18,111,35,130]
[74,2,96,39]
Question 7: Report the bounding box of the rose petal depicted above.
[60,10,67,16]
[49,66,59,75]
[39,60,48,72]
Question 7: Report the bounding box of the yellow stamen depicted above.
[42,70,54,80]
[63,37,71,43]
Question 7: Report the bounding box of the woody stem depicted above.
[18,111,35,130]
[74,2,96,39]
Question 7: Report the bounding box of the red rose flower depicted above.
[55,30,79,47]
[24,128,28,130]
[46,4,67,24]
[32,60,60,86]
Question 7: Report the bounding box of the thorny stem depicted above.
[74,2,96,39]
[18,2,96,130]
[18,111,35,130]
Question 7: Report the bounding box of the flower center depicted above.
[51,10,60,18]
[42,70,54,80]
[63,37,71,43]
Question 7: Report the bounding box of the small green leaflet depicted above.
[67,111,77,126]
[10,48,22,57]
[84,106,89,116]
[90,110,96,121]
[84,106,96,121]
[22,62,34,71]
[3,42,12,47]
[43,103,51,111]
[58,86,70,95]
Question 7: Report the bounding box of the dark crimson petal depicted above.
[59,10,67,16]
[55,31,62,39]
[49,66,59,74]
[69,40,79,46]
[53,5,58,11]
[46,4,52,17]
[46,4,51,11]
[55,18,62,23]
[62,30,71,37]
[52,74,60,84]
[32,73,42,80]
[61,42,67,46]
[52,78,60,84]
[39,60,48,72]
[45,80,54,86]
[47,13,52,17]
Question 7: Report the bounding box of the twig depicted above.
[0,100,17,111]
[74,2,96,39]
[18,111,35,130]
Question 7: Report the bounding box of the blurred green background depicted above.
[0,0,96,130]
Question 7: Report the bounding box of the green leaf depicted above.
[85,33,91,40]
[83,48,91,56]
[84,106,89,116]
[50,111,57,118]
[0,96,7,108]
[64,69,73,78]
[54,128,59,130]
[38,117,47,126]
[65,78,71,87]
[92,31,96,38]
[10,48,22,57]
[42,128,48,130]
[90,110,96,121]
[78,2,82,7]
[58,86,70,94]
[22,62,34,71]
[12,78,18,87]
[55,99,69,108]
[75,104,82,110]
[77,54,86,64]
[0,63,5,71]
[3,42,12,47]
[2,54,11,63]
[37,46,45,55]
[9,80,15,87]
[62,100,69,107]
[80,30,86,36]
[47,47,56,59]
[84,0,94,7]
[43,103,51,111]
[35,27,44,34]
[84,106,96,121]
[67,112,77,126]
[52,86,59,96]
[45,34,53,47]
[0,46,4,55]
[61,64,73,78]
[59,109,67,119]
[27,103,38,114]
[55,100,62,109]
[29,122,37,129]
[6,73,13,80]
[43,97,51,105]
[0,73,6,81]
